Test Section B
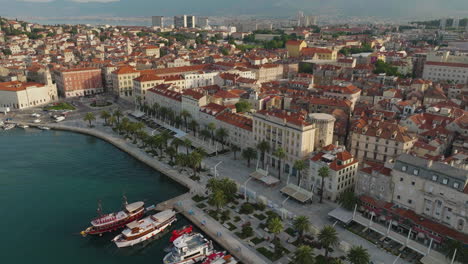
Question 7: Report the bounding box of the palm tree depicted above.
[174,116,183,129]
[160,130,172,149]
[109,115,116,127]
[166,146,177,164]
[83,112,96,127]
[180,110,191,131]
[347,245,370,264]
[267,217,283,240]
[189,120,199,136]
[293,215,311,241]
[151,102,160,118]
[318,225,339,258]
[159,107,168,122]
[207,122,216,143]
[171,137,184,153]
[441,239,466,263]
[318,166,330,203]
[183,138,192,155]
[231,145,240,160]
[293,245,315,264]
[273,147,286,180]
[200,129,211,142]
[100,110,111,125]
[293,160,308,186]
[135,96,143,109]
[256,140,270,169]
[188,151,203,176]
[113,109,123,124]
[215,127,229,150]
[209,189,226,211]
[242,147,257,167]
[338,190,360,211]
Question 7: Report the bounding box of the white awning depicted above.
[328,207,354,225]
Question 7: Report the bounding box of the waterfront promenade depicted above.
[18,121,268,264]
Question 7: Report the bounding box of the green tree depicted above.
[338,190,360,211]
[113,109,123,124]
[207,122,216,143]
[441,239,468,263]
[242,147,257,167]
[318,225,339,258]
[235,100,252,113]
[188,150,203,176]
[180,110,191,131]
[189,120,199,136]
[166,146,177,164]
[256,140,270,169]
[293,160,308,186]
[347,246,370,264]
[215,127,229,150]
[100,110,111,125]
[3,49,12,55]
[318,167,330,203]
[293,215,311,241]
[293,245,315,264]
[83,112,96,127]
[209,189,227,211]
[183,138,192,155]
[231,145,240,160]
[267,217,283,240]
[273,147,286,180]
[200,129,211,142]
[171,137,184,153]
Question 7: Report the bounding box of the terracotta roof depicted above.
[319,84,361,95]
[255,110,311,126]
[425,61,468,68]
[0,81,44,92]
[352,119,415,143]
[147,84,181,101]
[214,90,239,99]
[133,74,164,82]
[182,89,205,100]
[285,40,305,46]
[112,65,138,75]
[216,112,253,131]
[200,103,228,116]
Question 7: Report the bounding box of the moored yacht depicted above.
[81,200,145,236]
[163,233,214,264]
[3,124,15,130]
[112,209,177,248]
[18,124,29,129]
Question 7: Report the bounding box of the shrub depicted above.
[240,203,255,214]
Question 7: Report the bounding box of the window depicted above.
[408,199,412,204]
[397,195,401,200]
[432,175,438,181]
[442,178,448,185]
[412,181,415,186]
[400,177,404,182]
[453,182,460,188]
[402,165,407,172]
[413,169,419,176]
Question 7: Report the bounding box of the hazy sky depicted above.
[2,0,468,19]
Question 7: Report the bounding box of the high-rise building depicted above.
[297,11,317,27]
[452,18,460,28]
[440,18,447,30]
[152,16,164,27]
[174,15,187,28]
[197,17,209,28]
[174,15,196,28]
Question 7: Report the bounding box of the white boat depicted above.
[33,119,41,123]
[55,116,65,122]
[3,124,15,130]
[163,233,214,264]
[18,124,29,129]
[38,126,50,130]
[31,113,41,117]
[202,252,238,264]
[113,209,177,248]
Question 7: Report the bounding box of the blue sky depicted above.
[2,0,468,19]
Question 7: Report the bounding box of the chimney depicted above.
[427,160,433,168]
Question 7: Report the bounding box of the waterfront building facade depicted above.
[0,81,57,109]
[55,68,103,98]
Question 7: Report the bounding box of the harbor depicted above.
[2,123,262,264]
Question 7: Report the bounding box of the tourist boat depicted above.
[80,200,145,236]
[3,124,15,130]
[18,124,29,129]
[163,233,214,264]
[112,209,177,248]
[170,225,193,242]
[38,126,50,130]
[202,252,238,264]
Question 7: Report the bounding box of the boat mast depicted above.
[122,195,128,207]
[97,200,103,216]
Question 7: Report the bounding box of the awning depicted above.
[328,207,354,225]
[261,176,280,186]
[130,111,145,118]
[250,170,268,180]
[280,184,313,203]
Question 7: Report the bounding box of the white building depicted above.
[309,144,359,201]
[0,81,57,110]
[152,16,164,28]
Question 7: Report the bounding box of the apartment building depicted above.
[423,51,468,84]
[145,84,182,116]
[392,154,468,234]
[350,119,417,163]
[181,89,207,122]
[320,84,361,109]
[0,81,57,109]
[55,67,103,98]
[309,144,359,201]
[253,110,317,177]
[355,164,393,203]
[111,66,140,99]
[215,112,253,150]
[133,74,164,100]
[248,64,284,83]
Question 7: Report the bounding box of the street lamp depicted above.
[243,177,253,202]
[213,161,222,178]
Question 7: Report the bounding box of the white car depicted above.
[31,113,41,117]
[33,119,41,123]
